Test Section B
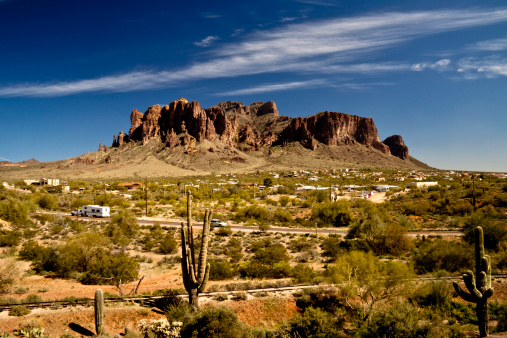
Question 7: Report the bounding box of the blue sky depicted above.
[1,0,507,172]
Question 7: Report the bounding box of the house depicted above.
[406,182,438,189]
[117,182,143,190]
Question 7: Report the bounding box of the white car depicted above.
[211,219,227,227]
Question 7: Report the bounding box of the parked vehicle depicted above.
[211,219,227,227]
[71,205,110,218]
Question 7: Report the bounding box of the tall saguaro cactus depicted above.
[181,191,212,310]
[94,289,104,336]
[453,226,494,337]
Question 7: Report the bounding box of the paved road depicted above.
[33,212,462,237]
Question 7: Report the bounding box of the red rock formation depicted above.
[279,111,390,154]
[111,98,409,160]
[129,109,144,140]
[256,101,278,116]
[383,135,409,160]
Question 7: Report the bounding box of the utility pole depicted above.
[144,179,148,217]
[472,174,477,213]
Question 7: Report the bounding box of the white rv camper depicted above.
[72,205,110,218]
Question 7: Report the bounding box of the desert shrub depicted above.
[105,209,139,246]
[152,289,183,312]
[23,294,43,303]
[224,237,244,262]
[279,196,290,207]
[209,259,238,280]
[233,204,272,223]
[291,264,317,284]
[412,239,473,274]
[0,230,21,247]
[410,280,452,311]
[238,260,291,279]
[180,306,251,338]
[18,318,43,332]
[216,225,233,237]
[0,199,34,225]
[462,213,507,251]
[295,287,344,315]
[36,194,58,210]
[312,201,352,227]
[158,233,178,254]
[273,209,293,223]
[0,259,21,294]
[357,302,432,337]
[321,235,342,259]
[282,306,344,338]
[80,252,140,285]
[494,303,507,332]
[252,244,289,265]
[9,305,31,316]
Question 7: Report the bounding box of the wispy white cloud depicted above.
[194,36,220,47]
[231,28,245,37]
[0,157,11,162]
[468,38,507,51]
[215,79,328,96]
[2,8,507,97]
[457,56,507,79]
[411,59,451,72]
[280,17,298,23]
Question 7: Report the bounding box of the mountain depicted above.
[0,99,430,179]
[110,98,410,160]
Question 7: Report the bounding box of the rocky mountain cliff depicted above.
[110,98,409,160]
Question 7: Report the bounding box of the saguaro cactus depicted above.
[181,191,212,310]
[94,289,104,336]
[453,226,494,337]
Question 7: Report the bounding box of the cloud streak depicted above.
[215,79,328,96]
[2,8,507,97]
[469,38,507,51]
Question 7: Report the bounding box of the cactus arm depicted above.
[453,282,479,303]
[483,256,492,289]
[463,271,483,299]
[197,209,212,282]
[198,263,210,293]
[187,192,197,273]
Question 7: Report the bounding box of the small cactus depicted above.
[453,226,494,337]
[95,289,104,336]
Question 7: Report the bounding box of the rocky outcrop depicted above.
[383,135,409,160]
[110,99,409,160]
[278,111,390,154]
[256,101,278,116]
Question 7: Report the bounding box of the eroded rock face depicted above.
[383,135,409,160]
[256,101,279,116]
[278,111,390,154]
[111,99,409,160]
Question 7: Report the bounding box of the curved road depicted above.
[34,212,462,237]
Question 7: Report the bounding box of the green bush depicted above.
[158,233,178,254]
[181,306,251,338]
[357,302,434,337]
[412,239,473,274]
[209,259,238,280]
[410,280,452,311]
[9,305,31,316]
[23,294,43,303]
[283,306,343,338]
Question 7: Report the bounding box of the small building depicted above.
[41,178,60,186]
[406,182,438,189]
[117,182,143,190]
